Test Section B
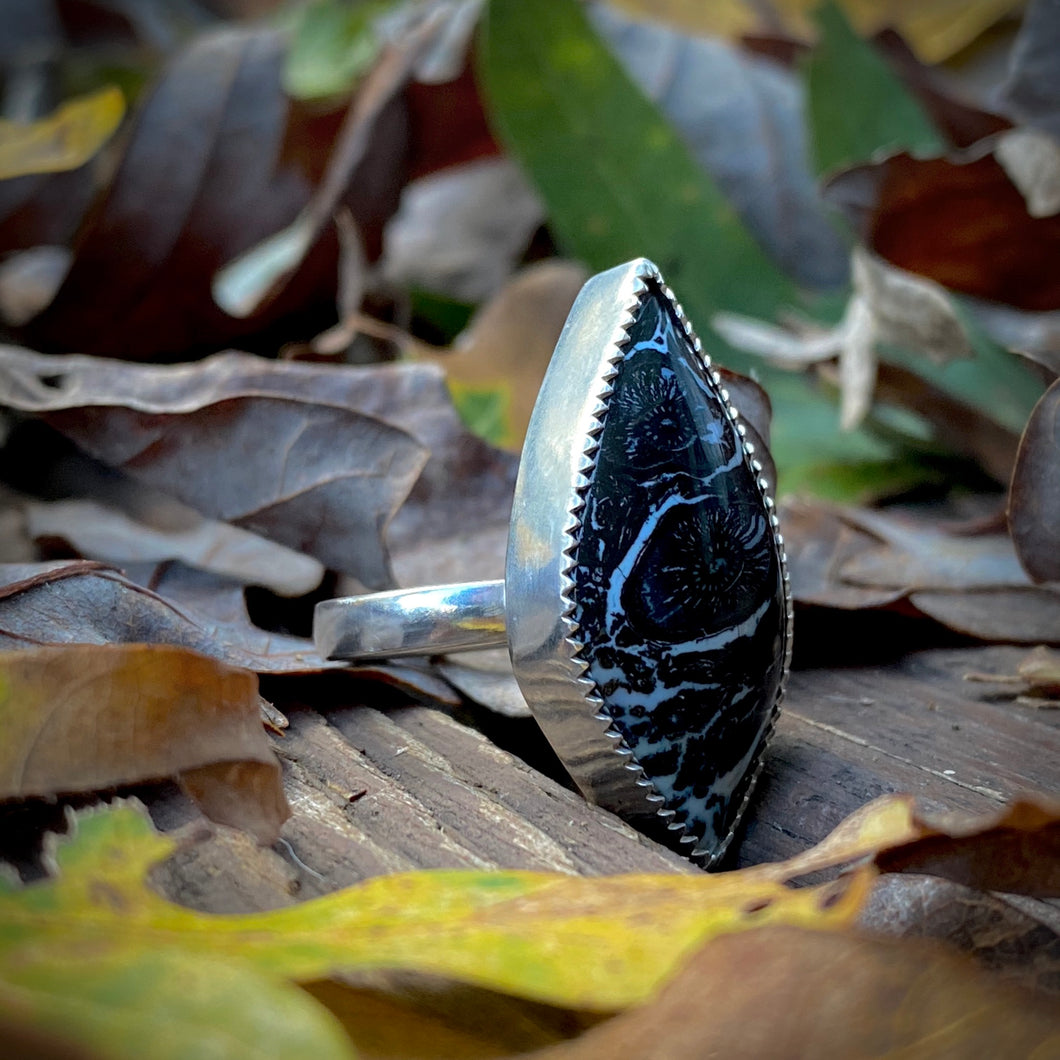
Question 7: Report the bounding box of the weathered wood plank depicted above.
[736,645,1060,867]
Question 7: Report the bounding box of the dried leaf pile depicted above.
[0,0,1058,1057]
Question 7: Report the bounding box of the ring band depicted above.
[315,581,506,659]
[314,259,792,866]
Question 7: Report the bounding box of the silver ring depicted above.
[314,259,792,866]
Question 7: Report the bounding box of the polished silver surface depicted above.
[315,581,506,660]
[505,260,667,824]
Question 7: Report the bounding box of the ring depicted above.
[314,259,792,865]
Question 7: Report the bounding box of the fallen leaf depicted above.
[861,873,1060,996]
[1018,645,1060,694]
[874,795,1060,898]
[25,497,325,597]
[780,499,1060,642]
[995,127,1060,218]
[0,802,871,1022]
[591,4,848,289]
[1000,0,1060,141]
[965,647,1060,698]
[283,0,386,100]
[870,29,1011,150]
[438,650,531,718]
[303,975,600,1060]
[381,156,544,304]
[827,148,1060,311]
[837,506,1031,590]
[17,27,340,357]
[1009,377,1060,583]
[416,260,589,450]
[0,947,355,1060]
[0,85,125,180]
[0,560,334,673]
[0,346,430,589]
[214,13,442,319]
[909,587,1060,644]
[0,644,288,843]
[525,925,1060,1059]
[804,1,943,176]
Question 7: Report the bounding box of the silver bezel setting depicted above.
[506,258,793,866]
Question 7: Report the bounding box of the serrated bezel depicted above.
[506,258,792,866]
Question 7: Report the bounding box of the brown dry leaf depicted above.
[827,148,1060,312]
[778,498,916,610]
[24,497,325,597]
[781,500,1060,643]
[0,643,288,842]
[0,560,332,673]
[874,362,1020,483]
[1018,645,1060,696]
[874,795,1060,899]
[0,345,430,590]
[526,925,1060,1060]
[861,874,1060,996]
[214,12,446,320]
[18,28,327,357]
[1010,377,1060,584]
[13,15,435,361]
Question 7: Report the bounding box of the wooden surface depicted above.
[141,643,1060,912]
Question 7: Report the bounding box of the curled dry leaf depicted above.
[1009,377,1060,584]
[965,645,1060,708]
[381,157,545,304]
[0,345,431,590]
[781,499,1060,643]
[0,644,288,843]
[873,794,1060,898]
[25,497,325,597]
[861,873,1060,996]
[526,925,1060,1060]
[0,560,333,673]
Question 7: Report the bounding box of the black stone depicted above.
[570,282,786,856]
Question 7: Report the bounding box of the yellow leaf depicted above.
[608,0,1023,64]
[0,86,125,180]
[0,802,868,1060]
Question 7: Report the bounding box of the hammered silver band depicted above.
[314,581,506,660]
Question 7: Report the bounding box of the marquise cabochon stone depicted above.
[570,281,788,857]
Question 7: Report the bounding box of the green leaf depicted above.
[283,0,388,101]
[478,0,796,325]
[804,1,944,176]
[448,379,512,450]
[477,0,899,495]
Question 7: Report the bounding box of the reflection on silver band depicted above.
[314,580,506,661]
